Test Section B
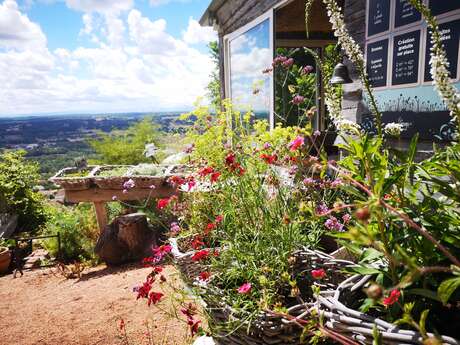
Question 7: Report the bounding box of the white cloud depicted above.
[65,0,133,14]
[182,17,216,45]
[149,0,191,7]
[0,1,216,115]
[0,0,47,50]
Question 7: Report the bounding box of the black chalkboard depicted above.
[368,0,390,37]
[424,19,460,82]
[392,30,421,85]
[429,0,460,16]
[395,0,421,28]
[366,39,389,87]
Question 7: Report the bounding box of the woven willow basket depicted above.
[172,244,460,345]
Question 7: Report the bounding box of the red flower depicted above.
[168,175,185,186]
[153,266,163,274]
[382,289,401,307]
[215,215,223,223]
[198,271,211,281]
[160,275,167,283]
[148,291,164,306]
[213,249,220,257]
[157,198,170,210]
[225,152,236,166]
[260,153,278,164]
[188,319,201,336]
[311,268,326,279]
[180,303,197,319]
[198,166,214,177]
[191,236,205,250]
[152,244,172,261]
[135,278,153,299]
[210,171,221,183]
[288,136,305,151]
[191,249,210,261]
[237,282,252,294]
[187,179,196,191]
[206,222,216,232]
[118,319,125,331]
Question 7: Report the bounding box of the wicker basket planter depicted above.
[172,245,460,345]
[49,166,98,190]
[92,165,133,189]
[169,237,210,282]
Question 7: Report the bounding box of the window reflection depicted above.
[229,19,271,120]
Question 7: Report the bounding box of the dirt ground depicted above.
[0,264,193,345]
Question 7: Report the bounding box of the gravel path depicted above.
[0,264,191,345]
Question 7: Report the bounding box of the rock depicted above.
[95,213,158,265]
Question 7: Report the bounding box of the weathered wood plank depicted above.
[93,202,108,234]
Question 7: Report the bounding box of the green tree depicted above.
[0,150,47,232]
[88,117,162,165]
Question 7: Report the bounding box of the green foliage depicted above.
[41,203,100,262]
[88,117,162,165]
[0,150,47,232]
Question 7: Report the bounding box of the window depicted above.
[224,11,274,127]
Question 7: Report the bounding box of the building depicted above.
[200,0,460,147]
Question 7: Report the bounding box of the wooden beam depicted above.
[93,202,108,233]
[64,186,177,203]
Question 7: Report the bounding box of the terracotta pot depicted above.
[0,247,11,274]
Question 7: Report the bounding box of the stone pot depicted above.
[0,247,11,274]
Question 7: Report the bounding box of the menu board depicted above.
[424,19,460,82]
[368,0,390,37]
[366,39,389,87]
[392,30,421,85]
[429,0,460,16]
[394,0,421,28]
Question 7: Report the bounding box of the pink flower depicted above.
[149,184,156,189]
[330,179,343,188]
[122,189,128,194]
[225,152,236,166]
[316,203,330,216]
[383,289,401,307]
[313,130,321,137]
[237,282,252,294]
[282,58,294,68]
[311,269,326,279]
[324,217,344,231]
[152,244,172,261]
[112,195,118,201]
[123,179,135,189]
[170,222,181,234]
[292,95,305,105]
[301,65,314,75]
[342,214,352,224]
[215,215,223,223]
[303,177,316,186]
[263,142,272,150]
[288,136,305,151]
[272,55,287,66]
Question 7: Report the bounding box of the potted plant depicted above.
[0,246,11,274]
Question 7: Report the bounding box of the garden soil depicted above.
[0,264,192,345]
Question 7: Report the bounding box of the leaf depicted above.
[406,288,441,302]
[347,265,382,275]
[437,277,460,304]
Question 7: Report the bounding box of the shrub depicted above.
[0,150,47,232]
[42,203,99,262]
[88,117,163,165]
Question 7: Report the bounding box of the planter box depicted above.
[92,165,133,189]
[50,166,98,190]
[0,247,11,274]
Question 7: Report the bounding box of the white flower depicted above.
[144,143,158,158]
[384,122,407,136]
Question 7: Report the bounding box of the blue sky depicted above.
[0,0,216,116]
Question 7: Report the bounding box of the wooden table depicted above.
[64,185,178,233]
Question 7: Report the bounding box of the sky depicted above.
[0,0,216,116]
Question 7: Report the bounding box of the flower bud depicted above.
[355,207,370,221]
[365,284,383,300]
[423,338,442,345]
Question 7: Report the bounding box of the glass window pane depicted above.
[229,19,271,120]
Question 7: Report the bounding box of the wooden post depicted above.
[93,202,108,234]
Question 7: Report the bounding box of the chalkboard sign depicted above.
[366,39,389,87]
[429,0,460,16]
[368,0,390,37]
[424,19,460,82]
[392,30,421,85]
[395,0,421,28]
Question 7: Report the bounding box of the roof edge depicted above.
[199,0,226,26]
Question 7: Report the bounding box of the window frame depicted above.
[223,9,275,128]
